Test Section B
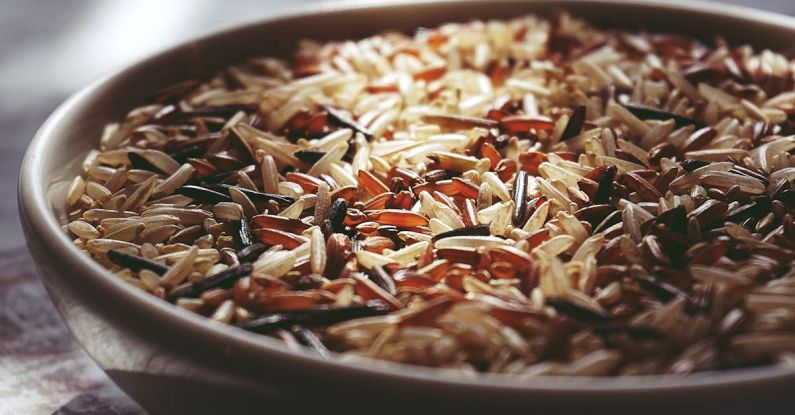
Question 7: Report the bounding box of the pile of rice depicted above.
[63,13,795,376]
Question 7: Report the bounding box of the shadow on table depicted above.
[53,392,145,415]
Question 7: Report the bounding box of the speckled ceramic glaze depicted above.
[18,1,795,414]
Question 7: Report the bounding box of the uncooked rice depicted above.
[64,13,795,377]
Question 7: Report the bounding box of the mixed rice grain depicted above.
[65,13,795,376]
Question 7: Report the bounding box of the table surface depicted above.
[2,1,795,413]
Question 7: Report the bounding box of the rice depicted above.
[63,12,795,377]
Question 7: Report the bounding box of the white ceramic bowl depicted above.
[19,1,795,413]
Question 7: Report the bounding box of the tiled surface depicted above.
[1,1,793,413]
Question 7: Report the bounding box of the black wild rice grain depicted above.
[128,152,164,174]
[107,249,170,275]
[594,166,617,205]
[559,105,586,141]
[237,243,268,263]
[432,224,491,241]
[635,274,686,302]
[322,105,373,139]
[622,103,706,129]
[723,197,772,224]
[170,145,208,164]
[170,263,254,299]
[294,149,328,164]
[655,205,687,234]
[207,183,295,205]
[512,170,529,225]
[328,198,348,233]
[546,297,610,322]
[239,300,390,332]
[176,185,232,204]
[680,159,709,172]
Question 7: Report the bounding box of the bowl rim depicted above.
[19,0,795,396]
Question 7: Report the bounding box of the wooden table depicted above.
[0,249,144,414]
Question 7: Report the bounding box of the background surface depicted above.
[1,1,794,413]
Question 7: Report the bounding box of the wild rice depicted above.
[64,13,795,377]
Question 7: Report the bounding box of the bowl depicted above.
[19,1,795,414]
